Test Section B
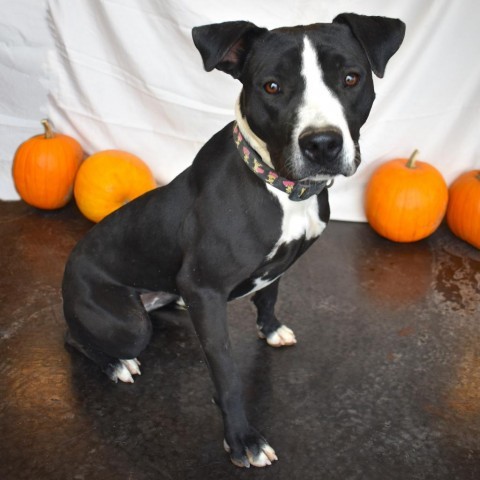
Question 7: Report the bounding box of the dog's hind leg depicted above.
[252,279,297,347]
[140,291,180,312]
[65,329,141,383]
[63,283,152,383]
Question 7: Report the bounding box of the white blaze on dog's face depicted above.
[290,36,357,180]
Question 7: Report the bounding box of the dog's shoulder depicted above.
[189,122,270,200]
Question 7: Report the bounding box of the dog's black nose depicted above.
[299,128,343,163]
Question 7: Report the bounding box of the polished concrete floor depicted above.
[1,199,480,480]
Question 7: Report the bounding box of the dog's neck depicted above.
[235,97,274,169]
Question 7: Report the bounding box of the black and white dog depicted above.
[62,13,405,468]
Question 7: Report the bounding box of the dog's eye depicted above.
[264,81,281,95]
[344,73,360,87]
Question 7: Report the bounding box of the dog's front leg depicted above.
[178,284,277,468]
[253,279,297,347]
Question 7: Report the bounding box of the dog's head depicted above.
[193,14,405,181]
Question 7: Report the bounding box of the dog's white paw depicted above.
[258,325,297,347]
[113,358,141,383]
[224,438,278,468]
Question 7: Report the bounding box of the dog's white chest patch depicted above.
[238,189,326,299]
[266,186,326,260]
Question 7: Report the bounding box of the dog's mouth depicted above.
[266,123,360,180]
[275,140,361,181]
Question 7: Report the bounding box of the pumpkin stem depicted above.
[406,149,420,169]
[41,119,55,139]
[476,172,480,181]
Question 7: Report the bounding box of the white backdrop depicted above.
[1,0,479,221]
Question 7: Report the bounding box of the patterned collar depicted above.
[233,123,333,201]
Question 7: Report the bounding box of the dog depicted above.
[62,13,405,468]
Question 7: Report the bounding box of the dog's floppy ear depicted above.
[333,13,405,78]
[192,21,267,79]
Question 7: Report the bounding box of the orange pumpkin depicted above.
[74,149,157,223]
[12,119,83,209]
[446,170,480,249]
[365,150,448,242]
